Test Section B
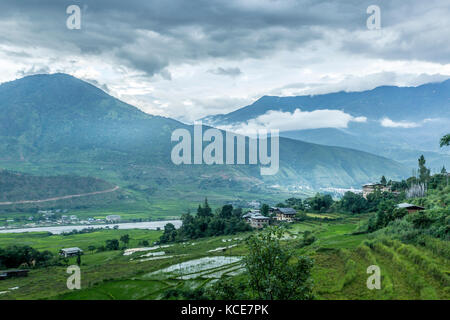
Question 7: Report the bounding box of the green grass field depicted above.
[0,214,448,300]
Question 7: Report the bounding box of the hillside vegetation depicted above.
[0,162,447,300]
[0,74,408,214]
[0,169,121,212]
[0,170,115,203]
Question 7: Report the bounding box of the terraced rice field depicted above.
[58,256,244,299]
[312,239,450,300]
[144,256,243,280]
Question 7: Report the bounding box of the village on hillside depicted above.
[241,179,432,229]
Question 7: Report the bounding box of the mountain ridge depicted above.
[0,74,409,209]
[200,79,450,170]
[202,79,450,124]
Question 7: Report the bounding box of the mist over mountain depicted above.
[0,74,409,209]
[202,80,450,170]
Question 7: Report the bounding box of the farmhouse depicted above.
[242,211,269,229]
[396,203,425,213]
[362,183,390,199]
[0,269,29,280]
[271,207,296,222]
[59,247,83,258]
[249,214,269,229]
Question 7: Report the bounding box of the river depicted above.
[0,220,182,234]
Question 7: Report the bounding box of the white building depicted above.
[59,247,83,258]
[106,215,121,222]
[242,211,269,229]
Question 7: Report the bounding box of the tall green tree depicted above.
[260,204,270,216]
[380,175,387,186]
[159,223,177,243]
[244,227,314,300]
[219,204,233,219]
[120,234,130,246]
[340,191,367,214]
[440,134,450,147]
[306,193,334,212]
[0,245,55,269]
[105,239,120,251]
[197,198,213,217]
[418,155,430,183]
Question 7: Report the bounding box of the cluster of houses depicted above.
[242,201,424,229]
[28,210,79,224]
[361,183,403,199]
[20,214,122,229]
[243,181,403,229]
[242,207,297,229]
[362,183,390,199]
[37,209,68,214]
[362,182,425,213]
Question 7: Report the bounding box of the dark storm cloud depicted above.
[0,0,448,77]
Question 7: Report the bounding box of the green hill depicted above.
[0,169,120,210]
[0,169,114,202]
[0,74,409,213]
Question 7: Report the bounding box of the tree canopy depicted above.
[243,227,314,300]
[159,200,251,243]
[440,134,450,147]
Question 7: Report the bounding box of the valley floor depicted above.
[0,214,448,300]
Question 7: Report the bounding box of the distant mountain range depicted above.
[0,74,410,210]
[202,80,450,170]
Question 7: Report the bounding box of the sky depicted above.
[0,0,449,123]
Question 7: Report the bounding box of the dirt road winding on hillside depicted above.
[0,186,120,205]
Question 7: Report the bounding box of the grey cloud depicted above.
[339,1,450,63]
[0,0,382,77]
[17,65,50,77]
[1,49,31,58]
[269,72,450,96]
[159,69,172,81]
[82,78,110,93]
[173,96,252,123]
[0,0,448,78]
[208,67,242,77]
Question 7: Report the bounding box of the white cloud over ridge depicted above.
[380,117,421,128]
[218,108,367,135]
